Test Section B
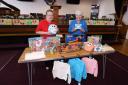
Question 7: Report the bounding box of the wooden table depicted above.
[18,45,115,85]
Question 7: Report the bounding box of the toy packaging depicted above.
[42,36,60,54]
[65,34,77,43]
[28,37,43,52]
[60,41,83,53]
[87,35,102,45]
[28,36,60,54]
[65,34,86,43]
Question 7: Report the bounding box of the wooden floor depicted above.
[111,39,128,56]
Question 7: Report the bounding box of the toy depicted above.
[28,36,60,54]
[75,24,82,29]
[87,35,102,45]
[83,42,94,52]
[61,41,83,53]
[65,34,77,43]
[28,37,43,51]
[42,36,60,54]
[48,24,58,34]
[94,44,102,52]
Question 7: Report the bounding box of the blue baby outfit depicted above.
[68,58,87,82]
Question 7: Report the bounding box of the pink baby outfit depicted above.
[82,57,98,77]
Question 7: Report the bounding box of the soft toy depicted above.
[83,42,94,52]
[75,24,82,29]
[48,24,58,34]
[94,44,102,52]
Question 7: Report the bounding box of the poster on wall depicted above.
[90,4,99,19]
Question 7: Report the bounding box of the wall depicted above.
[1,0,94,17]
[98,0,115,19]
[1,0,127,39]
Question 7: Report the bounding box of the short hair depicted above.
[46,9,53,15]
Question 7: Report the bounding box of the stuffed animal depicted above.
[48,24,58,34]
[75,24,82,29]
[94,44,102,52]
[83,42,94,52]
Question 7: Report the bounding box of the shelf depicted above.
[0,25,117,36]
[0,33,38,37]
[0,25,118,48]
[0,32,117,37]
[87,32,117,35]
[0,25,37,28]
[0,28,35,33]
[58,25,115,28]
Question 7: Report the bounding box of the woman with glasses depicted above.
[68,10,88,42]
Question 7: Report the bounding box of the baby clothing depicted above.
[82,57,98,77]
[52,61,71,84]
[68,58,87,82]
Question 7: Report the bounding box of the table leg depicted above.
[27,63,33,85]
[103,54,107,79]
